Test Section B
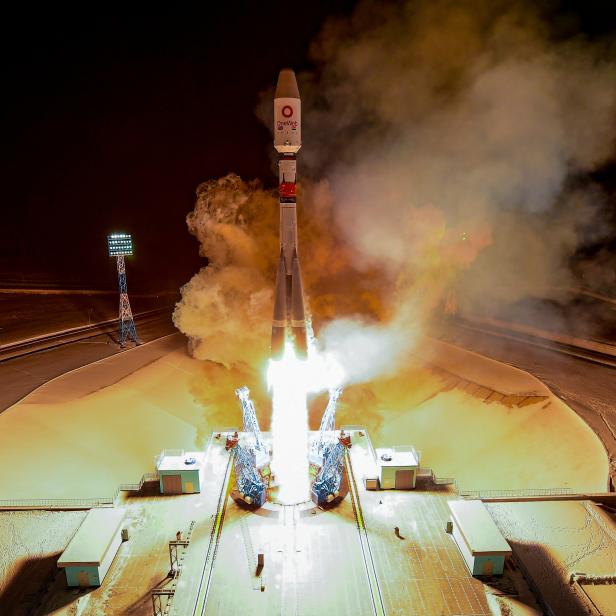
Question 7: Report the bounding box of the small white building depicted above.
[448,500,511,576]
[156,450,206,494]
[375,446,419,489]
[57,507,125,587]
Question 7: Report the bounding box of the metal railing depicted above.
[0,471,160,510]
[459,486,575,499]
[341,425,577,500]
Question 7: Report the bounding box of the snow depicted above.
[425,337,547,396]
[487,500,616,615]
[156,450,205,472]
[0,335,608,503]
[0,510,86,606]
[0,347,204,500]
[375,447,418,467]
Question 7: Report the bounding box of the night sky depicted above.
[1,2,356,290]
[1,1,613,291]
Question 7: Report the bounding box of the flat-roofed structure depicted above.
[57,507,126,587]
[376,446,419,489]
[156,449,206,494]
[448,500,511,576]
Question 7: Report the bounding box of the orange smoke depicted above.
[173,174,490,392]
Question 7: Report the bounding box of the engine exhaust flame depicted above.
[267,340,344,504]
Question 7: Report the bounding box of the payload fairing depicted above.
[271,69,308,359]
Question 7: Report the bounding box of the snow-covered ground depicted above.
[487,500,616,615]
[0,347,204,500]
[0,337,607,502]
[0,334,611,615]
[0,291,175,347]
[0,510,86,611]
[439,323,616,489]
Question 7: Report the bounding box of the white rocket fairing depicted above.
[271,69,308,359]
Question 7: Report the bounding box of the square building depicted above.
[376,446,419,489]
[156,450,206,494]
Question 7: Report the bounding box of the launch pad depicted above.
[228,385,349,510]
[228,430,350,515]
[190,427,492,616]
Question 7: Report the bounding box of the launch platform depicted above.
[184,428,492,616]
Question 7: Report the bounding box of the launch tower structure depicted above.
[312,440,346,506]
[233,443,267,507]
[235,387,269,467]
[310,388,342,465]
[107,233,139,348]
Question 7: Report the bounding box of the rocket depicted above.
[271,69,308,360]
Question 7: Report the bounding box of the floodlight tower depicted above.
[107,233,139,348]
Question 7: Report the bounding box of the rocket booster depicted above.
[271,69,308,360]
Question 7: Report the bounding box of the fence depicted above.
[459,486,575,499]
[0,471,160,510]
[416,467,456,486]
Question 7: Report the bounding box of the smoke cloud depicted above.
[296,0,616,318]
[174,0,616,430]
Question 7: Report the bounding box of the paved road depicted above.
[0,310,178,412]
[438,322,616,488]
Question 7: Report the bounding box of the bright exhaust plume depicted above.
[267,341,344,504]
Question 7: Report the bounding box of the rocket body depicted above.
[271,69,308,360]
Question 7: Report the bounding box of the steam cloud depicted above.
[174,0,616,425]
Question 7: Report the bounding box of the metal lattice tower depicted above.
[312,388,342,460]
[235,387,267,459]
[234,443,267,506]
[312,440,345,505]
[108,233,139,348]
[116,255,138,347]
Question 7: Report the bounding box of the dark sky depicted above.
[1,1,613,290]
[1,2,357,289]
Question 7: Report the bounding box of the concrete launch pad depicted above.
[8,428,505,615]
[194,428,492,616]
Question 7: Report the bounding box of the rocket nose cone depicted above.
[275,68,300,99]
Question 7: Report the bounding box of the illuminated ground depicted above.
[28,430,497,615]
[487,500,616,616]
[0,335,611,614]
[0,338,607,503]
[28,434,232,615]
[203,498,375,615]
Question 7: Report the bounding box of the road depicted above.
[0,310,178,412]
[0,290,177,346]
[438,321,616,489]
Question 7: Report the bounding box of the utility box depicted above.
[448,500,511,576]
[156,450,206,494]
[57,508,125,587]
[376,446,419,490]
[365,477,379,490]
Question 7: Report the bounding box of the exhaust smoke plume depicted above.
[174,0,616,435]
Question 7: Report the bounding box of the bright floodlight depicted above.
[107,233,133,257]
